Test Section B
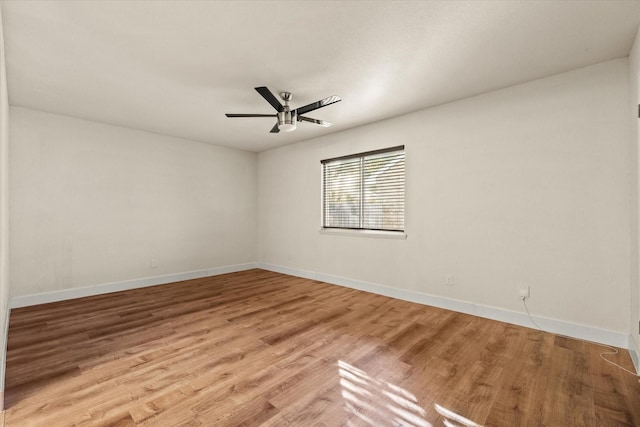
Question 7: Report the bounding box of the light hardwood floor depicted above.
[3,269,640,426]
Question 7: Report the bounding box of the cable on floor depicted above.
[522,296,640,382]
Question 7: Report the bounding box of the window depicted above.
[322,146,405,232]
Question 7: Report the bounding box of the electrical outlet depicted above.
[151,259,158,268]
[519,285,530,299]
[446,275,454,286]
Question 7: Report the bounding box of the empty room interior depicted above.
[1,0,640,426]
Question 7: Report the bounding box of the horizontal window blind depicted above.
[322,146,404,232]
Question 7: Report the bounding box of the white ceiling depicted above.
[2,1,640,152]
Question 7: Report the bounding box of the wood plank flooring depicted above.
[3,269,639,426]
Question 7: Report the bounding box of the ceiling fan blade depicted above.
[296,95,341,116]
[226,113,277,117]
[255,87,284,112]
[270,123,280,133]
[298,116,332,127]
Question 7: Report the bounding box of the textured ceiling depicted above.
[2,0,640,152]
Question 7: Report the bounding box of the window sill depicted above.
[319,228,407,240]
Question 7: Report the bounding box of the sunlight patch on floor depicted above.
[338,360,432,427]
[434,403,483,427]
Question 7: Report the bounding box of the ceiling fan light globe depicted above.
[278,123,296,132]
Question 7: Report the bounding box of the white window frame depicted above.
[320,146,406,239]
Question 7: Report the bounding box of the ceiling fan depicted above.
[226,86,341,133]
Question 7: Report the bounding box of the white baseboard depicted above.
[630,335,640,373]
[10,262,259,309]
[258,262,631,351]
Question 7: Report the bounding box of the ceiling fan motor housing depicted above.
[277,108,297,132]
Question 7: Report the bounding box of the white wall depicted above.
[629,26,640,366]
[10,107,257,297]
[0,4,9,408]
[258,59,631,336]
